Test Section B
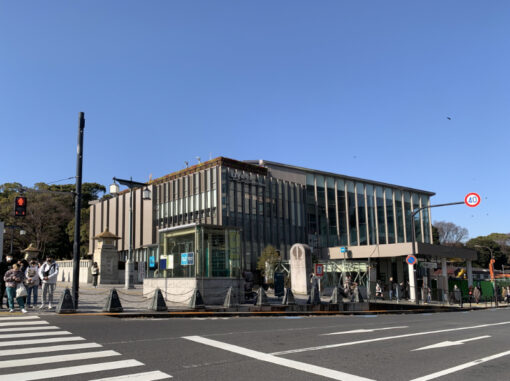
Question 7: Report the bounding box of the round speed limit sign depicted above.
[465,192,481,207]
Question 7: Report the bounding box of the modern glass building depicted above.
[89,157,434,275]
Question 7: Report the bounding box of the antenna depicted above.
[184,161,189,168]
[196,156,201,164]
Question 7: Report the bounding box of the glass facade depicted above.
[156,225,241,278]
[154,159,434,271]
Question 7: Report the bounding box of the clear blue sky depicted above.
[1,1,508,239]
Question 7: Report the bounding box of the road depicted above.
[1,308,510,380]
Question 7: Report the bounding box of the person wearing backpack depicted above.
[38,255,59,309]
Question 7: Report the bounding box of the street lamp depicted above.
[411,201,464,305]
[110,177,151,289]
[475,244,498,307]
[3,225,26,260]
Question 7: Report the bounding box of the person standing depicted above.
[24,260,40,308]
[38,255,59,309]
[389,277,394,301]
[91,262,99,288]
[3,263,27,313]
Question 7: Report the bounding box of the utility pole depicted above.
[72,112,85,309]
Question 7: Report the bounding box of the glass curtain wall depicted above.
[327,178,338,247]
[356,183,367,245]
[376,186,386,244]
[421,195,431,243]
[366,184,376,245]
[347,181,357,246]
[337,179,348,246]
[395,190,405,242]
[404,192,412,242]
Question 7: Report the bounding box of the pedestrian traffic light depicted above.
[14,196,27,216]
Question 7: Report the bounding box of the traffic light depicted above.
[14,196,27,217]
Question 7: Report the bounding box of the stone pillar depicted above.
[289,244,312,295]
[441,258,448,302]
[408,263,417,302]
[467,260,473,287]
[93,229,121,284]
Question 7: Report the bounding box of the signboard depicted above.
[274,272,285,297]
[465,193,481,207]
[149,256,155,269]
[159,258,166,270]
[406,255,417,266]
[181,252,195,266]
[340,247,347,254]
[166,255,174,270]
[421,262,437,269]
[315,263,325,276]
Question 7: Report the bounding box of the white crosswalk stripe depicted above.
[0,317,172,380]
[0,316,40,321]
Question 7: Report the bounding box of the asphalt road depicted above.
[2,308,510,380]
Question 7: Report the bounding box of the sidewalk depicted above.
[3,282,506,316]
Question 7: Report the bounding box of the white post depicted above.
[467,260,473,287]
[408,262,416,302]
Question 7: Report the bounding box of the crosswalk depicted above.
[0,315,172,380]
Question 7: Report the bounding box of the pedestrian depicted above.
[0,259,8,309]
[38,255,59,309]
[375,281,384,300]
[426,286,432,303]
[473,286,481,303]
[91,262,99,288]
[24,259,40,308]
[389,277,395,301]
[506,286,510,304]
[3,263,27,313]
[395,281,400,302]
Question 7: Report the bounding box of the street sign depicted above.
[181,252,194,266]
[340,246,347,254]
[315,263,324,276]
[464,192,481,207]
[406,255,418,266]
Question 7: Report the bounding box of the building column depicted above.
[408,263,416,302]
[467,260,473,287]
[441,258,448,302]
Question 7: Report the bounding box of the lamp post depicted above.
[475,244,498,307]
[110,177,151,289]
[3,225,26,260]
[411,201,464,305]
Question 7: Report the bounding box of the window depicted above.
[347,181,357,246]
[356,183,367,245]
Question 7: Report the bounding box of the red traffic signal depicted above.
[15,196,27,216]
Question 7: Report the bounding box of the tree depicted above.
[1,182,105,259]
[433,221,469,246]
[256,245,281,277]
[466,235,509,269]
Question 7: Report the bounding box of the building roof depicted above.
[94,228,120,240]
[245,159,435,196]
[150,157,267,186]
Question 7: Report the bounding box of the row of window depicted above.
[306,175,431,248]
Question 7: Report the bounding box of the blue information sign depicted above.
[149,256,155,268]
[181,252,195,266]
[340,247,347,254]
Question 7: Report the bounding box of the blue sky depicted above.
[1,1,508,239]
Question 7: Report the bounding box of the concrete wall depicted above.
[143,277,244,306]
[57,260,93,284]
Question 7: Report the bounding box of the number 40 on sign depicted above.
[464,193,481,208]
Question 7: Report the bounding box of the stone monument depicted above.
[22,244,40,261]
[93,228,120,284]
[289,243,312,295]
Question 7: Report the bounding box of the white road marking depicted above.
[0,342,102,357]
[271,321,510,356]
[0,330,71,339]
[0,336,85,347]
[183,335,375,381]
[1,359,144,381]
[90,370,173,380]
[0,316,40,321]
[0,325,60,333]
[412,335,491,351]
[322,326,408,335]
[410,349,510,381]
[0,321,49,327]
[0,350,120,369]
